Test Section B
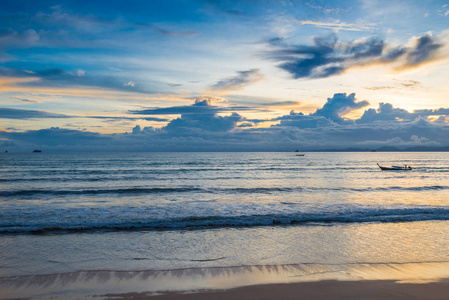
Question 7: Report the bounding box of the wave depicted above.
[1,207,448,235]
[0,187,204,197]
[2,185,449,198]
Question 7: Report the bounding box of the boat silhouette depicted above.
[377,163,412,171]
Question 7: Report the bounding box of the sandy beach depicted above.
[101,279,449,300]
[2,261,449,299]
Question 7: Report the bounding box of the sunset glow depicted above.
[1,0,449,151]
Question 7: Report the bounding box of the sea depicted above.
[1,152,449,298]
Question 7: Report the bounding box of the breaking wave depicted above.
[1,206,448,235]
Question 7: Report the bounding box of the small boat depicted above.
[296,154,305,156]
[32,149,42,153]
[377,163,412,171]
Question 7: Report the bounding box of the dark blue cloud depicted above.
[0,108,70,119]
[130,101,219,115]
[274,111,335,128]
[270,34,339,78]
[160,100,244,133]
[414,108,449,116]
[272,93,368,128]
[381,47,407,62]
[312,93,369,124]
[131,125,155,134]
[131,99,245,135]
[358,104,449,124]
[266,34,445,79]
[4,113,448,152]
[0,107,169,122]
[0,127,110,148]
[165,111,242,133]
[2,93,449,152]
[130,99,254,115]
[267,34,384,78]
[357,103,411,124]
[407,35,443,66]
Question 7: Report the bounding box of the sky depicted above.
[1,0,449,152]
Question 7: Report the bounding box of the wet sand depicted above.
[101,279,449,300]
[2,262,449,299]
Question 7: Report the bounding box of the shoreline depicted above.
[103,279,449,300]
[2,261,449,299]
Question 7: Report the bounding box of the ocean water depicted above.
[1,152,449,281]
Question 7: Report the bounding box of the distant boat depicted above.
[377,163,412,171]
[294,150,305,156]
[32,149,42,153]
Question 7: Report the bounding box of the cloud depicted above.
[400,80,421,88]
[34,6,114,32]
[76,69,85,77]
[260,101,301,107]
[414,108,449,116]
[299,20,376,32]
[404,34,443,67]
[0,29,39,61]
[0,108,71,119]
[2,93,449,152]
[266,34,380,78]
[196,0,251,17]
[0,107,169,122]
[269,93,449,149]
[191,96,227,105]
[164,110,243,134]
[0,29,40,50]
[130,98,254,115]
[357,103,411,124]
[274,111,335,128]
[358,103,449,124]
[312,93,369,124]
[0,66,157,94]
[155,28,198,37]
[364,79,422,91]
[131,99,245,134]
[10,95,42,103]
[88,116,169,122]
[211,69,264,92]
[304,2,346,15]
[271,93,368,128]
[131,125,155,134]
[0,6,127,52]
[0,127,110,149]
[266,33,446,79]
